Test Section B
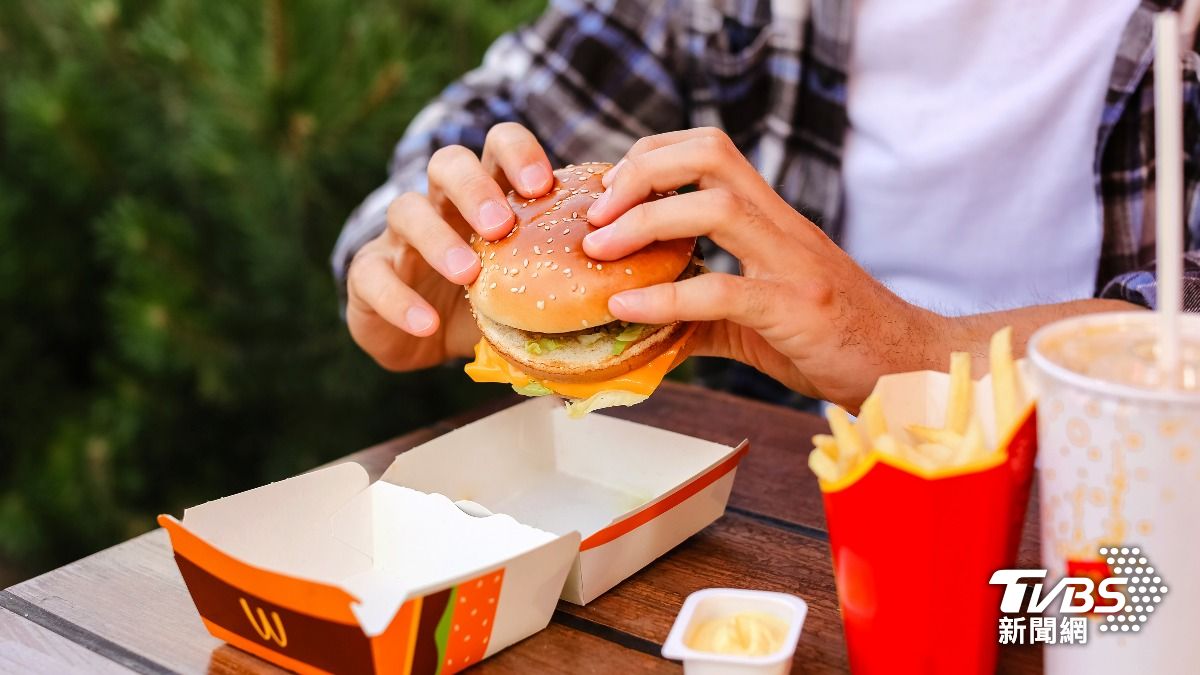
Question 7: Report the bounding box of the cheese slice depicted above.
[464,324,695,399]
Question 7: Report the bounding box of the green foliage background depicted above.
[0,0,544,583]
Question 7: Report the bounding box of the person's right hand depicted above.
[346,123,555,371]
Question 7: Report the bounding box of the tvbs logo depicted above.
[988,546,1167,644]
[989,569,1126,615]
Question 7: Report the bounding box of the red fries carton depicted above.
[816,360,1038,675]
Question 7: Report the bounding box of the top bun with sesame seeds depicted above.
[467,162,695,334]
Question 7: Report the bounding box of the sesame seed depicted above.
[550,262,559,270]
[571,283,578,291]
[587,262,593,269]
[510,287,518,293]
[550,220,558,224]
[625,268,633,275]
[531,272,538,277]
[564,246,572,253]
[564,268,572,276]
[509,268,519,276]
[591,193,602,198]
[547,238,553,244]
[512,248,517,256]
[563,228,571,235]
[502,266,509,275]
[549,294,556,300]
[488,252,495,260]
[546,249,553,254]
[555,200,563,206]
[470,234,478,243]
[523,258,529,267]
[533,245,542,254]
[571,212,578,218]
[536,300,545,310]
[596,264,603,270]
[491,264,499,270]
[582,319,589,327]
[489,282,496,289]
[580,285,586,294]
[518,285,526,293]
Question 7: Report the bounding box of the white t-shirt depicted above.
[840,0,1140,316]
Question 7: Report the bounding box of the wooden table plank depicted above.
[0,607,134,675]
[6,530,225,674]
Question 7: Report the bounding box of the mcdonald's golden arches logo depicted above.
[239,597,288,647]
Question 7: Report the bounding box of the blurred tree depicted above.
[0,0,543,581]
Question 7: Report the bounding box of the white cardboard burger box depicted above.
[160,396,750,674]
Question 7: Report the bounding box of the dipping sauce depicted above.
[685,611,789,656]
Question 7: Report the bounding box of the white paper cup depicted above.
[1029,312,1200,674]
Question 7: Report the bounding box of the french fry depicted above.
[990,327,1018,433]
[906,424,962,447]
[826,406,864,473]
[858,392,889,442]
[808,449,841,483]
[870,432,912,465]
[945,351,973,434]
[916,443,955,465]
[952,415,988,465]
[812,434,838,462]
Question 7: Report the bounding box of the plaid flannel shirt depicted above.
[334,0,1200,312]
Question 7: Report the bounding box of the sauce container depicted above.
[662,588,807,675]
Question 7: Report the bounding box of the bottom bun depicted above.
[476,312,692,384]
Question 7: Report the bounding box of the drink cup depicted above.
[1029,311,1200,674]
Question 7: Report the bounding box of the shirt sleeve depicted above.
[330,0,687,306]
[1099,252,1200,311]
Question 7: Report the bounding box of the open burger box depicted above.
[159,396,749,674]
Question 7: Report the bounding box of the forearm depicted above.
[940,298,1144,375]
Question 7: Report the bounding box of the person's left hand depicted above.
[583,128,952,411]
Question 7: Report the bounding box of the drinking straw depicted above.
[1155,10,1183,384]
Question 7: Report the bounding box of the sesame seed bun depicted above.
[467,162,695,334]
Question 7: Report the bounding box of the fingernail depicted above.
[601,159,625,188]
[519,165,550,194]
[405,305,436,333]
[444,245,479,278]
[588,189,612,218]
[478,199,513,235]
[583,224,615,249]
[610,289,645,312]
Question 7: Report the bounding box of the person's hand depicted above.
[346,123,555,371]
[583,128,952,411]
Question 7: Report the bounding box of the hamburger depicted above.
[463,162,700,415]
